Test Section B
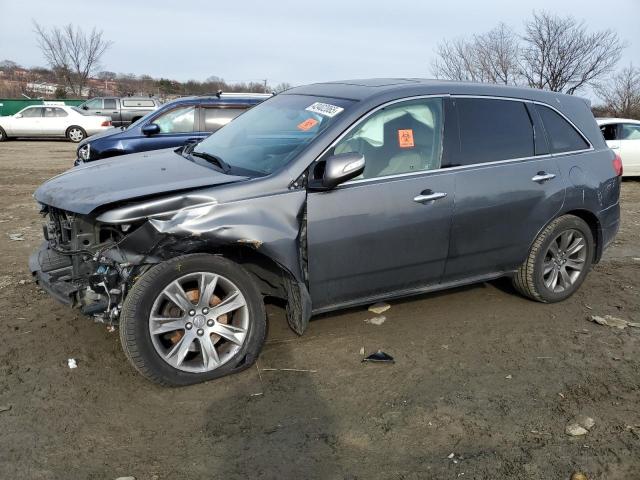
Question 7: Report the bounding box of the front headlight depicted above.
[78,144,91,160]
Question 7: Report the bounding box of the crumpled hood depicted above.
[34,148,247,214]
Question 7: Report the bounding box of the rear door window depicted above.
[201,107,246,132]
[453,98,535,166]
[536,104,589,153]
[44,107,67,117]
[621,123,640,140]
[103,99,117,109]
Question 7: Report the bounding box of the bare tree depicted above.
[520,11,624,94]
[596,65,640,118]
[33,21,112,96]
[432,23,520,85]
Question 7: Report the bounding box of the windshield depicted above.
[192,94,354,176]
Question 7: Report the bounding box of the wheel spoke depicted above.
[543,260,555,275]
[197,272,218,308]
[199,335,220,369]
[559,231,572,251]
[209,322,246,345]
[545,268,559,290]
[150,316,184,335]
[559,267,572,289]
[565,258,584,270]
[548,241,560,258]
[210,290,246,318]
[163,280,194,313]
[566,236,585,256]
[166,331,195,366]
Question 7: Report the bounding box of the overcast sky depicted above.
[1,0,638,89]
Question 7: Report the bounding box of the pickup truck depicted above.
[79,96,161,127]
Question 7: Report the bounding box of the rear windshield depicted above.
[193,94,354,176]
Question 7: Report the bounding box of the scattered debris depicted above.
[359,346,365,356]
[584,304,593,310]
[447,452,455,459]
[588,315,638,329]
[115,477,136,480]
[558,392,565,399]
[505,374,512,379]
[261,368,317,373]
[570,472,588,480]
[565,424,589,436]
[566,416,596,436]
[362,350,395,364]
[249,392,264,397]
[8,233,24,241]
[0,405,11,413]
[364,315,386,326]
[626,425,640,439]
[368,302,391,314]
[67,358,78,369]
[18,279,27,285]
[106,325,116,333]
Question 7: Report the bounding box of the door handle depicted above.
[531,172,556,183]
[413,192,447,203]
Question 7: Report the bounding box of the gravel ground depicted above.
[0,140,639,480]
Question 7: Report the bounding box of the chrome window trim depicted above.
[309,93,596,188]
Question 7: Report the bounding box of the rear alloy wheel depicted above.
[66,126,86,143]
[119,254,266,386]
[513,215,594,303]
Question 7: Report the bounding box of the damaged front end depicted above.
[30,188,313,334]
[29,205,140,324]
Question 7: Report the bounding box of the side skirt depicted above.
[311,271,515,316]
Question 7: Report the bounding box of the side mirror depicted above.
[15,113,22,118]
[82,105,89,110]
[142,123,160,136]
[309,152,365,191]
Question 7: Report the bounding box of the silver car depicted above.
[0,104,113,142]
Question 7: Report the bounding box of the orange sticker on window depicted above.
[398,129,415,148]
[297,118,319,131]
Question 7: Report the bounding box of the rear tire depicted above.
[66,126,86,143]
[119,254,266,386]
[0,126,7,141]
[513,215,594,303]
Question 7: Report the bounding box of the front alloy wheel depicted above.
[149,272,249,373]
[120,254,266,386]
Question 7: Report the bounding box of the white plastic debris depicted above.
[364,316,386,326]
[368,302,391,314]
[565,423,588,436]
[447,452,455,459]
[8,233,24,241]
[359,346,365,356]
[505,374,512,379]
[67,358,78,369]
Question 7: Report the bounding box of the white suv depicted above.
[597,118,640,176]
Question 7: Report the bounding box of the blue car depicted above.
[75,93,270,164]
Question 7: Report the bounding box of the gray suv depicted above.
[30,79,621,386]
[79,96,161,127]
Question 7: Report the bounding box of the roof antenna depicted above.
[215,90,222,98]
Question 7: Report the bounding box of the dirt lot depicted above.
[0,140,639,480]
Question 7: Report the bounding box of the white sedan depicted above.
[597,117,640,176]
[0,105,113,143]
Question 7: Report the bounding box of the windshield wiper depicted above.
[190,151,231,173]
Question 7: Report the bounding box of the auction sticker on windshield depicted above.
[305,102,344,118]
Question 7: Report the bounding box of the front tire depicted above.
[119,254,266,386]
[66,126,86,143]
[513,215,594,303]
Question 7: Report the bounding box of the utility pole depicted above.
[263,79,268,93]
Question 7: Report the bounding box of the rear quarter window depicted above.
[536,104,589,153]
[454,98,534,165]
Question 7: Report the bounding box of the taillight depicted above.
[101,120,112,127]
[613,153,623,177]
